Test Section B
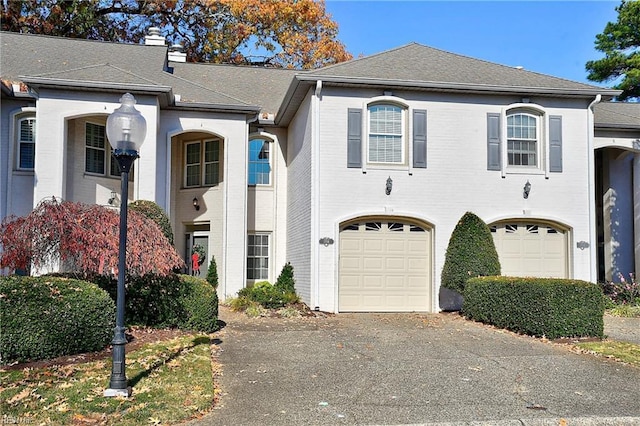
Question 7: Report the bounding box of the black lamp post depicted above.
[104,93,147,397]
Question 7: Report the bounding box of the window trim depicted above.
[366,102,407,166]
[17,116,36,171]
[183,138,221,188]
[501,104,548,176]
[246,232,270,281]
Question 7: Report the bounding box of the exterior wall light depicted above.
[319,237,334,247]
[386,176,393,195]
[108,190,117,205]
[193,197,200,211]
[104,93,146,398]
[523,180,531,199]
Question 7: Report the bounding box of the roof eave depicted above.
[296,74,622,98]
[20,76,173,106]
[595,123,640,131]
[172,101,260,115]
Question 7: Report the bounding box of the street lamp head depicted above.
[106,93,147,157]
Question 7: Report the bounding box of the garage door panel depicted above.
[492,221,568,279]
[339,220,431,312]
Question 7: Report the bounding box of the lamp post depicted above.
[104,93,147,397]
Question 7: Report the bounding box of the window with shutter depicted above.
[18,117,36,170]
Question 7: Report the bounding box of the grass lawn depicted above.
[575,341,640,368]
[1,334,217,425]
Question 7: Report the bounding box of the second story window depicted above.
[85,122,131,178]
[368,104,404,164]
[507,113,538,167]
[248,138,271,185]
[185,139,220,187]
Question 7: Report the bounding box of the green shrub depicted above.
[238,281,299,309]
[178,275,219,332]
[55,272,218,332]
[0,276,115,364]
[129,200,174,245]
[206,255,219,289]
[441,212,501,294]
[463,276,605,339]
[275,262,295,294]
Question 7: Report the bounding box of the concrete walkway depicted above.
[185,309,640,426]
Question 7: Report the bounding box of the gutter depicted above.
[587,94,602,283]
[313,80,322,310]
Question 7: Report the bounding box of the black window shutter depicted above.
[487,113,501,171]
[347,108,362,168]
[413,109,427,168]
[549,115,563,172]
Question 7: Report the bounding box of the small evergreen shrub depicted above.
[179,275,219,332]
[129,200,174,245]
[0,276,115,364]
[238,281,299,309]
[275,262,295,294]
[463,276,604,339]
[206,255,219,289]
[441,212,501,294]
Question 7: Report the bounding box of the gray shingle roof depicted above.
[594,102,640,129]
[170,62,298,115]
[306,43,620,97]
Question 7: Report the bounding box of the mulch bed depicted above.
[1,327,193,372]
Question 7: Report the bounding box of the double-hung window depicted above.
[18,117,36,170]
[247,233,269,280]
[85,122,130,178]
[507,113,538,167]
[185,139,220,187]
[368,104,404,164]
[248,138,271,185]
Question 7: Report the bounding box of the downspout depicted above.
[313,80,322,310]
[587,94,602,282]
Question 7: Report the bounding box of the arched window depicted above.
[368,104,405,164]
[248,138,271,185]
[507,112,539,167]
[17,116,36,170]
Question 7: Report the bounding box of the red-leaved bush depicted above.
[0,197,184,276]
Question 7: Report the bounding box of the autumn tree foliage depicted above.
[0,197,184,276]
[0,0,352,69]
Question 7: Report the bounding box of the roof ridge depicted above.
[27,63,163,86]
[307,42,420,74]
[164,72,253,106]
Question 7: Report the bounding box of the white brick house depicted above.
[1,31,638,312]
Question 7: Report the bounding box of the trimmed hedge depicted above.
[179,275,219,332]
[52,273,219,332]
[0,276,115,364]
[441,212,501,293]
[463,276,605,339]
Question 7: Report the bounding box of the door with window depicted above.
[185,232,209,278]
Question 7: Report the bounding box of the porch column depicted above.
[634,152,640,276]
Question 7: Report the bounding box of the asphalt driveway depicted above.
[186,308,640,426]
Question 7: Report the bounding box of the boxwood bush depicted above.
[0,276,115,364]
[238,281,299,309]
[463,276,604,339]
[52,273,219,332]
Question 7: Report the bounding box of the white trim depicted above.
[587,94,602,283]
[312,80,322,308]
[6,107,37,217]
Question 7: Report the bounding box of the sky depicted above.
[323,1,621,87]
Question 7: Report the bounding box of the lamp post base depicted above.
[104,387,132,398]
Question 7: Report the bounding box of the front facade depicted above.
[1,31,638,312]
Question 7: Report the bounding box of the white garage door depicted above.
[491,222,568,278]
[339,220,431,312]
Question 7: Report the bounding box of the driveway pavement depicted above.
[186,308,640,426]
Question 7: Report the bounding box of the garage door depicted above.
[339,220,431,312]
[490,222,568,278]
